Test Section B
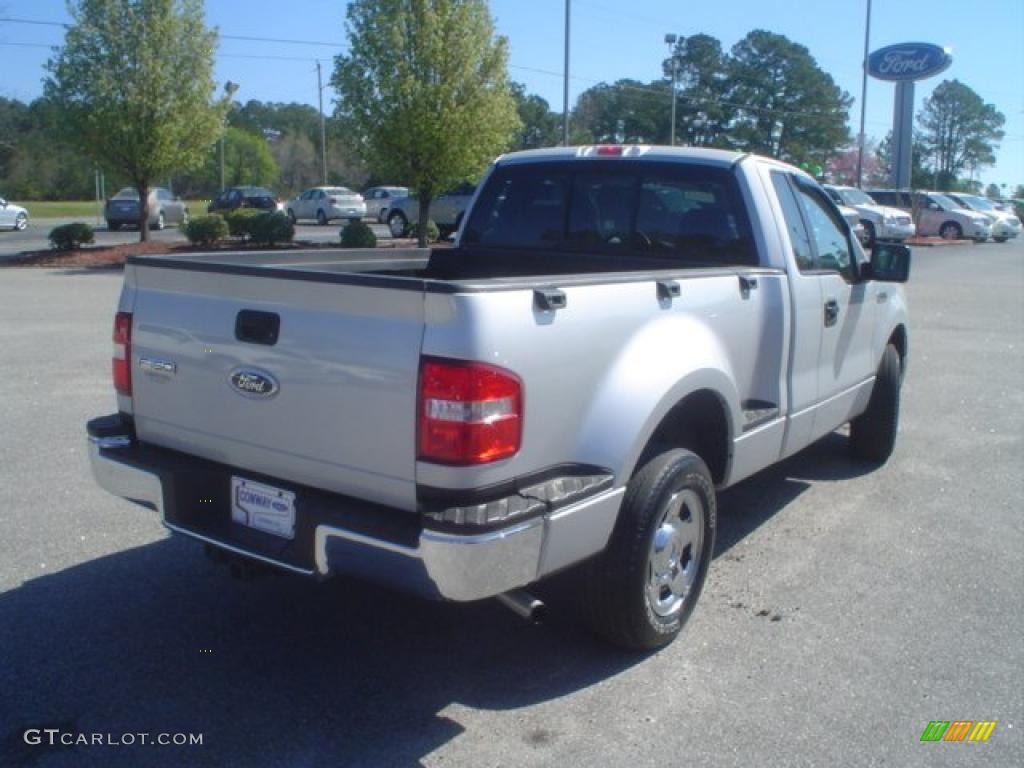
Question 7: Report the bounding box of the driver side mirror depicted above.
[864,243,910,283]
[0,198,7,207]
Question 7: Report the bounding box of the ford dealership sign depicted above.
[867,43,952,82]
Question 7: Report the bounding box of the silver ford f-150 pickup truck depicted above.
[88,146,910,650]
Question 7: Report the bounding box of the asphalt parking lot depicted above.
[0,217,392,258]
[0,242,1021,767]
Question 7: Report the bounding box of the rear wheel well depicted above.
[638,390,730,485]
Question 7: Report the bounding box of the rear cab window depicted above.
[462,160,757,267]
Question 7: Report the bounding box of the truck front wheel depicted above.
[581,449,716,650]
[849,344,901,462]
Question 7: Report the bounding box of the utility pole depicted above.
[665,33,679,146]
[562,0,571,146]
[855,0,872,187]
[221,81,240,190]
[317,60,328,185]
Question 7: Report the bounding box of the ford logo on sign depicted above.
[867,42,952,82]
[229,369,279,398]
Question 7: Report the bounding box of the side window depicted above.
[770,172,814,271]
[793,181,855,280]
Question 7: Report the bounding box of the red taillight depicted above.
[418,358,522,465]
[112,311,132,396]
[596,145,624,156]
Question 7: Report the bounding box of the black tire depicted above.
[316,209,328,226]
[861,220,876,249]
[993,236,1008,243]
[154,211,165,231]
[388,211,407,238]
[107,221,120,232]
[939,221,961,240]
[580,449,716,651]
[287,209,297,225]
[849,344,901,462]
[14,212,28,231]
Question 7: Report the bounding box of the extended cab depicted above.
[88,147,910,650]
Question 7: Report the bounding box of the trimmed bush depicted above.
[183,214,228,246]
[408,219,440,242]
[222,208,263,238]
[340,220,377,248]
[247,211,295,246]
[49,222,95,250]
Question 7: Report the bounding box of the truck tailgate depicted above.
[126,264,424,510]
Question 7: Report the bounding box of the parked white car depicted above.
[945,193,1021,243]
[866,189,991,242]
[824,185,915,246]
[286,187,366,225]
[835,203,868,246]
[0,196,30,231]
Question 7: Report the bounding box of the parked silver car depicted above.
[105,187,188,231]
[386,183,476,238]
[362,186,409,223]
[0,196,29,231]
[866,189,990,242]
[286,187,366,225]
[945,193,1021,243]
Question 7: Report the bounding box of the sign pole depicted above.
[891,81,915,188]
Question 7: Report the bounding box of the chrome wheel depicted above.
[646,488,704,618]
[939,222,960,240]
[15,213,28,231]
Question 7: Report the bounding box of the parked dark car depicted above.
[105,187,188,231]
[207,187,282,214]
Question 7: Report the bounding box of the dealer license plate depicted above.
[230,477,296,540]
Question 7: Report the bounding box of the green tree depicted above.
[664,33,733,147]
[727,30,851,166]
[332,0,520,246]
[917,80,1005,188]
[1013,185,1024,199]
[511,83,560,150]
[173,127,279,197]
[573,79,668,144]
[45,0,227,240]
[984,183,1001,199]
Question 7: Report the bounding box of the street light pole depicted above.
[220,80,240,190]
[665,34,678,146]
[855,0,872,187]
[562,0,571,146]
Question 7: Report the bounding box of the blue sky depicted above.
[1,0,1022,189]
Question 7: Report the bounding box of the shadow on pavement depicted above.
[0,431,871,767]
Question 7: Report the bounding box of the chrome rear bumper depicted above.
[88,428,622,602]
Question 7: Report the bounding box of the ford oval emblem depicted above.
[229,368,279,398]
[867,42,952,82]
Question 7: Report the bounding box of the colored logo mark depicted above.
[920,721,997,742]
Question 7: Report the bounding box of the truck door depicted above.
[786,175,878,443]
[769,171,824,456]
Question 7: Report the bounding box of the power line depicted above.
[0,16,344,47]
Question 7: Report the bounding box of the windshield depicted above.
[930,194,960,210]
[112,188,139,199]
[839,188,876,206]
[326,188,355,196]
[964,196,996,212]
[240,187,273,197]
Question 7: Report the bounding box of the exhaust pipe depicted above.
[496,589,547,624]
